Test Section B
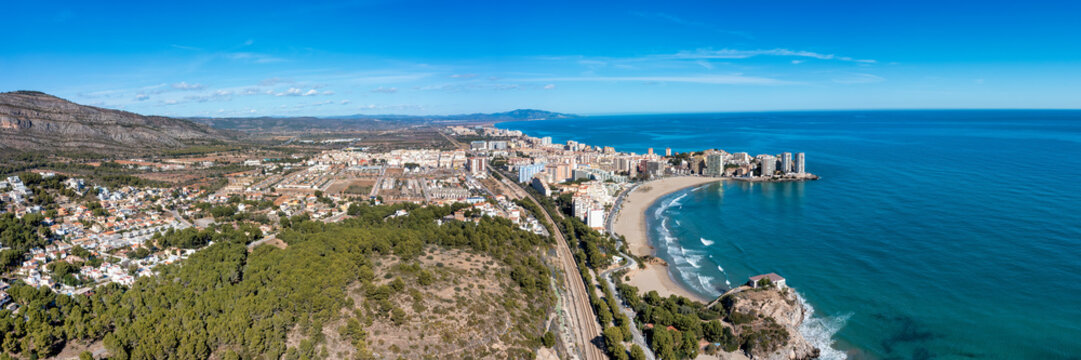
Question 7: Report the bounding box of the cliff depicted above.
[0,91,233,152]
[717,285,820,360]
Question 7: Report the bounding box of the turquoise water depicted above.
[497,111,1081,359]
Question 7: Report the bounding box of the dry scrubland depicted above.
[300,246,554,360]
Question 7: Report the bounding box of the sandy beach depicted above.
[612,176,722,303]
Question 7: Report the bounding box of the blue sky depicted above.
[2,0,1080,116]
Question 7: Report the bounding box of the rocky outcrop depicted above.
[0,91,233,152]
[721,286,819,360]
[641,255,669,266]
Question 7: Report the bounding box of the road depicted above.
[168,209,193,229]
[437,130,467,149]
[496,169,607,360]
[602,181,658,359]
[599,255,657,360]
[605,182,640,236]
[322,211,348,223]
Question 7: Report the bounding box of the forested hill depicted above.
[0,203,555,359]
[0,91,234,153]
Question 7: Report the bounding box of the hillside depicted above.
[0,91,233,152]
[0,203,555,359]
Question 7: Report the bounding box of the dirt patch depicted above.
[49,339,106,359]
[329,246,548,359]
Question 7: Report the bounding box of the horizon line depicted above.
[174,107,1081,120]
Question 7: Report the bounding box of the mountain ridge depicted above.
[189,109,576,133]
[0,91,234,153]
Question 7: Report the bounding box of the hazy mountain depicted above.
[0,91,234,153]
[191,109,575,133]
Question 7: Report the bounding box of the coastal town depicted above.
[1,122,817,360]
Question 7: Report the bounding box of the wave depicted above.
[654,193,688,215]
[676,268,718,296]
[684,253,705,268]
[694,273,716,293]
[796,293,851,360]
[658,218,677,246]
[700,237,715,246]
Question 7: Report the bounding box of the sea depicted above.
[497,111,1081,359]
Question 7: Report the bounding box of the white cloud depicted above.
[450,73,478,79]
[134,93,149,101]
[171,81,205,90]
[275,88,325,96]
[170,44,201,51]
[520,75,794,86]
[543,84,556,90]
[259,77,292,86]
[228,52,286,63]
[831,73,885,84]
[668,48,876,64]
[578,59,608,67]
[371,86,398,93]
[275,88,301,96]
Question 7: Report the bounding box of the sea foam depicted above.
[797,293,851,360]
[700,237,715,246]
[684,253,704,268]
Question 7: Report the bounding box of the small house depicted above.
[748,273,786,289]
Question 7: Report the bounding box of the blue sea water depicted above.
[497,111,1081,359]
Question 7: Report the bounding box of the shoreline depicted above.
[611,176,722,303]
[611,176,844,358]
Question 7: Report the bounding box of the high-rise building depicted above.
[758,155,776,176]
[795,152,805,174]
[587,209,605,229]
[705,152,725,176]
[646,161,664,176]
[546,163,572,183]
[469,140,487,150]
[540,136,552,146]
[647,147,654,156]
[518,163,546,183]
[665,147,672,157]
[781,152,793,173]
[467,157,486,175]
